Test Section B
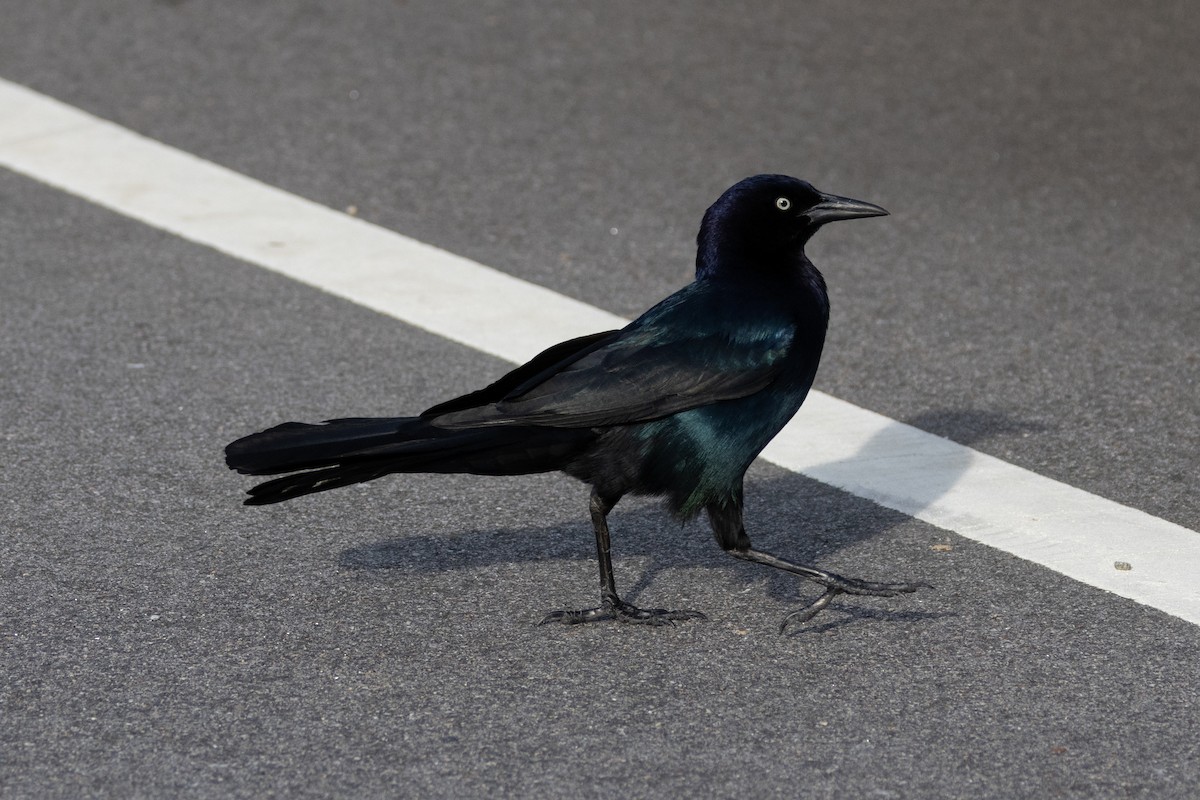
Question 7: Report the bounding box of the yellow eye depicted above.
[775,197,791,211]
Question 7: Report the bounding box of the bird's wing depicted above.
[429,326,794,429]
[420,330,621,418]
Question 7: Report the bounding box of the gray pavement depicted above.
[2,2,1198,798]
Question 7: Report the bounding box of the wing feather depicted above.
[430,327,793,429]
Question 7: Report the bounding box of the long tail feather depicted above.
[225,416,595,505]
[225,417,423,475]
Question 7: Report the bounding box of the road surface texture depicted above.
[2,2,1197,798]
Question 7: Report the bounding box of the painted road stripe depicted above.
[2,78,1196,625]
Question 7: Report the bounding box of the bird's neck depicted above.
[695,238,815,285]
[695,220,811,281]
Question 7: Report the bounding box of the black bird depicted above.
[225,175,926,631]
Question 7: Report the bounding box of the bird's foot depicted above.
[780,571,930,633]
[541,597,707,627]
[811,571,931,598]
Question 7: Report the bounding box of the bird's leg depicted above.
[707,496,928,632]
[541,491,706,627]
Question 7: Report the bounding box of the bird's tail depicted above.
[225,416,591,505]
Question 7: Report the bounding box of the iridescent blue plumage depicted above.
[226,175,925,630]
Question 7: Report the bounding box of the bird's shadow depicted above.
[337,408,1045,614]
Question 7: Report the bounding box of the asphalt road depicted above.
[2,2,1198,798]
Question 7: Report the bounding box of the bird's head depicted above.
[695,174,887,279]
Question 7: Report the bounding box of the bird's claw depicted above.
[779,574,931,633]
[541,599,707,627]
[779,588,841,633]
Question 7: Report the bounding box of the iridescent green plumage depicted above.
[227,175,925,630]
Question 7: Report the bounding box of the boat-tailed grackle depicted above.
[226,175,927,632]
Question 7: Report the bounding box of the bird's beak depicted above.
[805,192,889,225]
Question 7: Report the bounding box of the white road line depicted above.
[2,78,1196,625]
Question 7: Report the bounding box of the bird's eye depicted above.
[775,197,791,211]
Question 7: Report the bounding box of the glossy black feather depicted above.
[223,175,916,631]
[420,330,619,418]
[430,298,794,430]
[226,175,850,511]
